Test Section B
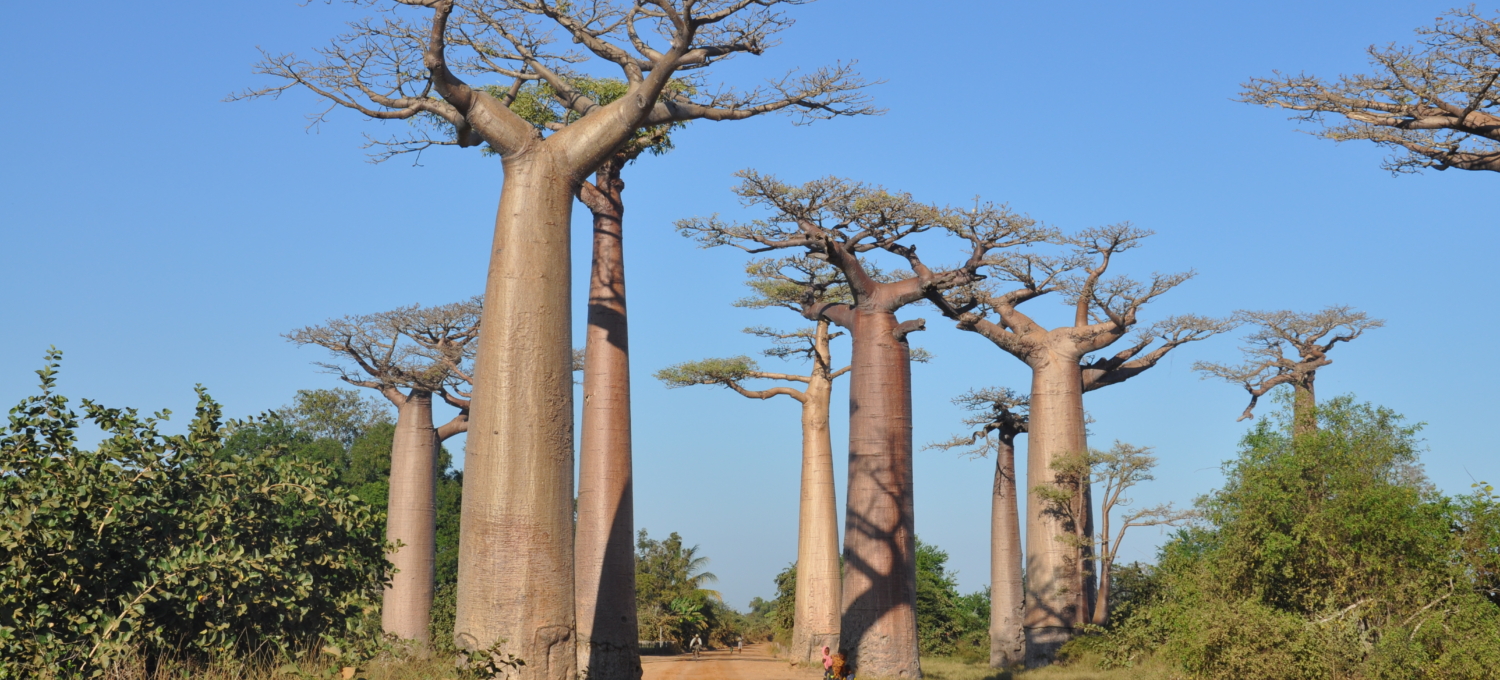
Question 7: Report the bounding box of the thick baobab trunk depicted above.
[575,161,641,680]
[384,390,439,645]
[793,376,842,663]
[841,309,921,679]
[1023,356,1089,665]
[990,434,1024,668]
[456,152,578,680]
[1292,379,1317,436]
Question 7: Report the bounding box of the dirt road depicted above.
[642,644,823,680]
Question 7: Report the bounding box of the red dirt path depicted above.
[642,644,823,680]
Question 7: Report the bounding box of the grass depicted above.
[92,652,470,680]
[920,654,1177,680]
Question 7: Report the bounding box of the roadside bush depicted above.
[0,352,390,678]
[1097,396,1500,680]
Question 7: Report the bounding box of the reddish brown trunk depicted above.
[840,309,920,679]
[383,390,439,645]
[574,160,641,680]
[456,151,577,679]
[990,434,1024,668]
[1023,356,1089,665]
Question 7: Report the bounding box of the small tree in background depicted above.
[1035,444,1192,630]
[1194,306,1382,435]
[655,256,849,663]
[286,299,480,646]
[634,530,721,647]
[1081,442,1194,626]
[929,388,1028,668]
[1241,7,1500,174]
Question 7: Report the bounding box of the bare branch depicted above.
[926,386,1030,460]
[1193,305,1384,420]
[1240,7,1500,173]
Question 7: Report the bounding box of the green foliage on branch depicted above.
[0,352,390,678]
[1091,396,1500,679]
[654,357,758,387]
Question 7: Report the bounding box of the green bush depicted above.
[914,538,988,658]
[1097,396,1500,680]
[0,352,390,678]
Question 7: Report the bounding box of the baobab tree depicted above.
[679,172,1048,677]
[1241,6,1500,174]
[927,225,1229,662]
[928,388,1029,669]
[656,257,847,663]
[285,298,480,647]
[1194,306,1383,435]
[237,2,876,671]
[501,76,682,680]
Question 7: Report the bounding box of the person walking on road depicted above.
[736,636,744,655]
[690,634,703,660]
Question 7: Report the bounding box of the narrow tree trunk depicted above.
[1292,379,1317,437]
[793,373,842,663]
[1091,564,1111,627]
[384,389,439,646]
[841,309,921,679]
[456,152,578,680]
[1074,470,1096,629]
[1090,499,1112,628]
[990,434,1024,668]
[1023,356,1089,665]
[575,159,641,680]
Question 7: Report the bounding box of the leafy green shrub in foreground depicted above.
[0,351,390,678]
[1093,396,1500,680]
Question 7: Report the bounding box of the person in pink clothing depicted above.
[822,646,834,680]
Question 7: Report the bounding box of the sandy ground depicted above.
[642,644,824,680]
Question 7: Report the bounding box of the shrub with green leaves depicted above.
[0,352,390,678]
[1095,396,1500,680]
[913,538,988,660]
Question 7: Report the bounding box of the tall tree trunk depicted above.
[841,309,920,679]
[575,159,641,680]
[1292,379,1317,437]
[1023,356,1089,665]
[384,389,439,646]
[990,434,1024,668]
[794,373,842,663]
[456,152,578,680]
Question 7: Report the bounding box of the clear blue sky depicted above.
[2,1,1495,610]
